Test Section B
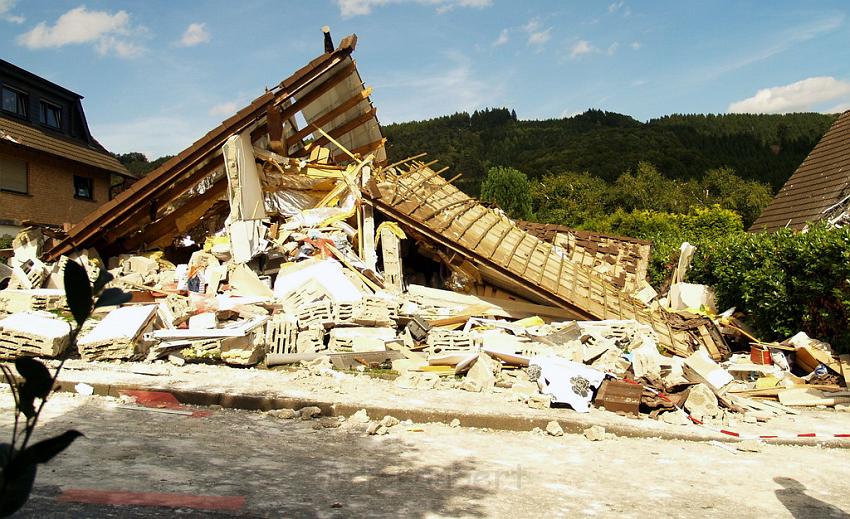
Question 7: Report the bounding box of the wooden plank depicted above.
[840,354,850,387]
[295,106,378,157]
[290,88,372,143]
[122,179,228,250]
[266,105,286,154]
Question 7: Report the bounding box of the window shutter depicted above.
[0,155,28,193]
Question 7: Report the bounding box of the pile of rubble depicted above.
[0,30,848,427]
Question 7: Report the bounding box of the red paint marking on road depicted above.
[57,489,245,511]
[119,390,210,418]
[834,434,850,438]
[120,390,181,408]
[797,433,817,438]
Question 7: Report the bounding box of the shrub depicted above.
[690,223,850,352]
[480,166,532,220]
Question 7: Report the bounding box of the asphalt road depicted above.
[5,392,850,518]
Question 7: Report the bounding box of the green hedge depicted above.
[690,224,850,352]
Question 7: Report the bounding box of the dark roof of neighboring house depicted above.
[0,116,131,177]
[0,58,84,99]
[750,110,850,232]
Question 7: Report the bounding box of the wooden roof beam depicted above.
[121,179,228,251]
[289,87,372,144]
[294,106,377,157]
[103,155,225,245]
[331,137,386,163]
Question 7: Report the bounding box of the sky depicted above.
[1,0,849,159]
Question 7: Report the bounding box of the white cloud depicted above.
[569,40,596,59]
[95,35,145,58]
[0,0,24,23]
[608,1,630,16]
[528,28,551,46]
[336,0,492,18]
[16,6,145,58]
[826,102,850,113]
[92,115,204,159]
[178,22,210,47]
[493,28,509,46]
[373,52,505,123]
[209,100,238,117]
[630,41,641,50]
[606,41,619,56]
[522,17,552,47]
[699,14,844,81]
[523,18,542,33]
[728,76,850,114]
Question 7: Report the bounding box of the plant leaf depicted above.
[0,443,36,518]
[17,391,35,419]
[14,358,52,398]
[94,288,132,308]
[63,261,92,327]
[92,269,114,294]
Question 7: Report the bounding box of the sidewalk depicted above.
[31,359,850,448]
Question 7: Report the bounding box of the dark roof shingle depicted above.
[0,117,130,177]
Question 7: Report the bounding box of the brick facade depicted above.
[0,144,112,228]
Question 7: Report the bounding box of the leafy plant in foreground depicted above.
[0,260,130,516]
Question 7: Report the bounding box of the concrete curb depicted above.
[47,377,850,449]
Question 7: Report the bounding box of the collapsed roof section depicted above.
[46,32,727,361]
[515,221,651,293]
[47,34,384,260]
[368,161,727,359]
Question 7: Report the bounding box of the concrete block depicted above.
[426,329,478,355]
[684,383,721,421]
[220,330,265,366]
[296,326,326,354]
[351,296,397,327]
[296,300,335,330]
[0,289,66,313]
[0,311,71,359]
[328,327,395,353]
[188,312,217,330]
[77,305,157,361]
[264,312,298,355]
[123,256,159,277]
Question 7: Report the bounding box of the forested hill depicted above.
[382,108,837,195]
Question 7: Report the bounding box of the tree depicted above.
[480,166,532,220]
[531,171,608,227]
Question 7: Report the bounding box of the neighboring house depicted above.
[750,110,850,232]
[0,59,132,237]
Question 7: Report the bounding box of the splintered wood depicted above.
[371,163,727,360]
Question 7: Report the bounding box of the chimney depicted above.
[323,26,334,53]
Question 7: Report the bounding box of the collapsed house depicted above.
[3,32,843,421]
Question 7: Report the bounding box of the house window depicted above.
[40,101,62,129]
[1,86,28,118]
[0,155,28,194]
[73,175,93,200]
